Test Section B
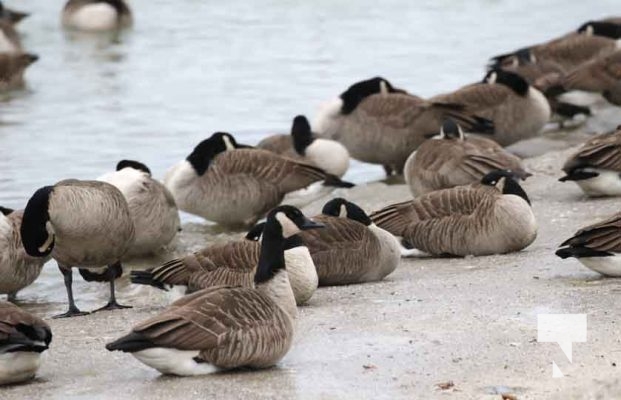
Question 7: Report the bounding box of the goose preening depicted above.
[164,132,351,227]
[258,115,350,178]
[98,160,180,258]
[0,302,52,385]
[62,0,132,32]
[20,180,135,318]
[370,170,537,256]
[0,2,29,26]
[430,69,551,146]
[556,212,621,276]
[131,220,319,306]
[107,206,323,376]
[559,128,621,196]
[312,76,494,175]
[297,198,400,286]
[0,52,38,91]
[0,207,48,302]
[404,119,529,197]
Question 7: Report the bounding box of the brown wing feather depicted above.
[563,129,621,172]
[561,212,621,252]
[431,83,513,112]
[0,302,50,342]
[257,134,301,159]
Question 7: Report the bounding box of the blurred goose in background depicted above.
[556,212,621,276]
[20,180,135,318]
[313,76,493,176]
[559,127,621,196]
[298,198,400,286]
[258,115,350,178]
[0,302,52,385]
[107,206,322,376]
[371,170,537,256]
[0,18,21,53]
[131,219,319,306]
[98,160,180,258]
[0,52,37,91]
[431,69,551,146]
[0,207,48,302]
[164,132,351,227]
[404,119,529,197]
[0,2,29,26]
[62,0,132,32]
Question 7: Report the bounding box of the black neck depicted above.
[186,146,219,176]
[254,223,286,284]
[284,235,303,250]
[20,186,54,257]
[292,129,314,155]
[0,206,14,216]
[503,178,531,205]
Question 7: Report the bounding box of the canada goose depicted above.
[258,115,350,178]
[164,132,349,226]
[313,76,494,175]
[0,19,20,53]
[559,128,621,196]
[62,0,132,32]
[431,69,551,146]
[107,206,322,376]
[0,52,37,91]
[131,222,319,306]
[295,198,400,286]
[556,212,621,276]
[98,160,180,258]
[0,302,52,385]
[490,21,621,72]
[404,120,530,197]
[20,180,135,318]
[553,50,621,106]
[0,3,29,25]
[370,170,537,256]
[0,207,48,302]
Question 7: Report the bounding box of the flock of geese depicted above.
[1,0,621,387]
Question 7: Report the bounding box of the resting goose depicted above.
[404,119,529,196]
[297,198,400,286]
[107,206,322,376]
[20,180,135,318]
[164,132,347,226]
[62,0,132,32]
[431,69,551,146]
[0,52,38,91]
[98,160,180,258]
[559,128,621,196]
[371,170,537,256]
[556,212,621,276]
[131,222,319,306]
[258,115,350,177]
[0,207,48,302]
[0,302,52,385]
[313,76,494,175]
[0,3,29,25]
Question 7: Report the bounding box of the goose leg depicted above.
[383,165,394,176]
[7,292,17,303]
[92,262,132,312]
[54,266,89,319]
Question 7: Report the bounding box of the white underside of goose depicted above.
[0,32,18,53]
[312,98,344,138]
[282,182,332,208]
[284,246,317,305]
[66,4,118,31]
[305,139,350,178]
[558,91,603,107]
[528,87,552,120]
[132,348,218,376]
[0,352,42,385]
[98,168,147,196]
[579,255,621,277]
[574,170,621,196]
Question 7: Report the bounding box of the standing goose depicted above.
[106,206,322,376]
[313,76,494,175]
[404,119,529,197]
[62,0,132,32]
[0,302,52,385]
[0,207,48,302]
[20,180,135,318]
[258,115,350,177]
[98,160,180,258]
[559,128,621,196]
[298,198,400,286]
[131,222,319,306]
[556,212,621,276]
[431,69,551,146]
[370,170,537,256]
[164,132,345,226]
[0,52,38,91]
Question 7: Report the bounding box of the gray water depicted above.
[1,0,620,309]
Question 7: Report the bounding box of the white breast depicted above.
[367,224,401,279]
[67,3,118,32]
[284,246,318,305]
[579,255,621,277]
[133,348,218,376]
[305,139,350,177]
[0,31,17,53]
[0,352,42,385]
[98,168,147,197]
[575,170,621,197]
[527,87,552,120]
[312,97,344,139]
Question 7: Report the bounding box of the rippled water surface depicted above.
[1,0,620,308]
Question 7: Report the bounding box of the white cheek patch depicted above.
[38,222,55,253]
[495,177,506,191]
[380,80,388,94]
[339,204,347,218]
[222,136,235,151]
[487,72,497,84]
[276,212,300,238]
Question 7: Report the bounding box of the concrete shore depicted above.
[5,133,621,399]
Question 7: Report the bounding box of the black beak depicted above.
[300,218,324,231]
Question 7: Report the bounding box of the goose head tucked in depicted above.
[321,197,372,226]
[439,119,465,140]
[186,132,243,176]
[20,186,55,257]
[116,159,151,175]
[577,21,621,39]
[481,169,531,205]
[291,115,314,156]
[483,69,530,97]
[339,76,400,115]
